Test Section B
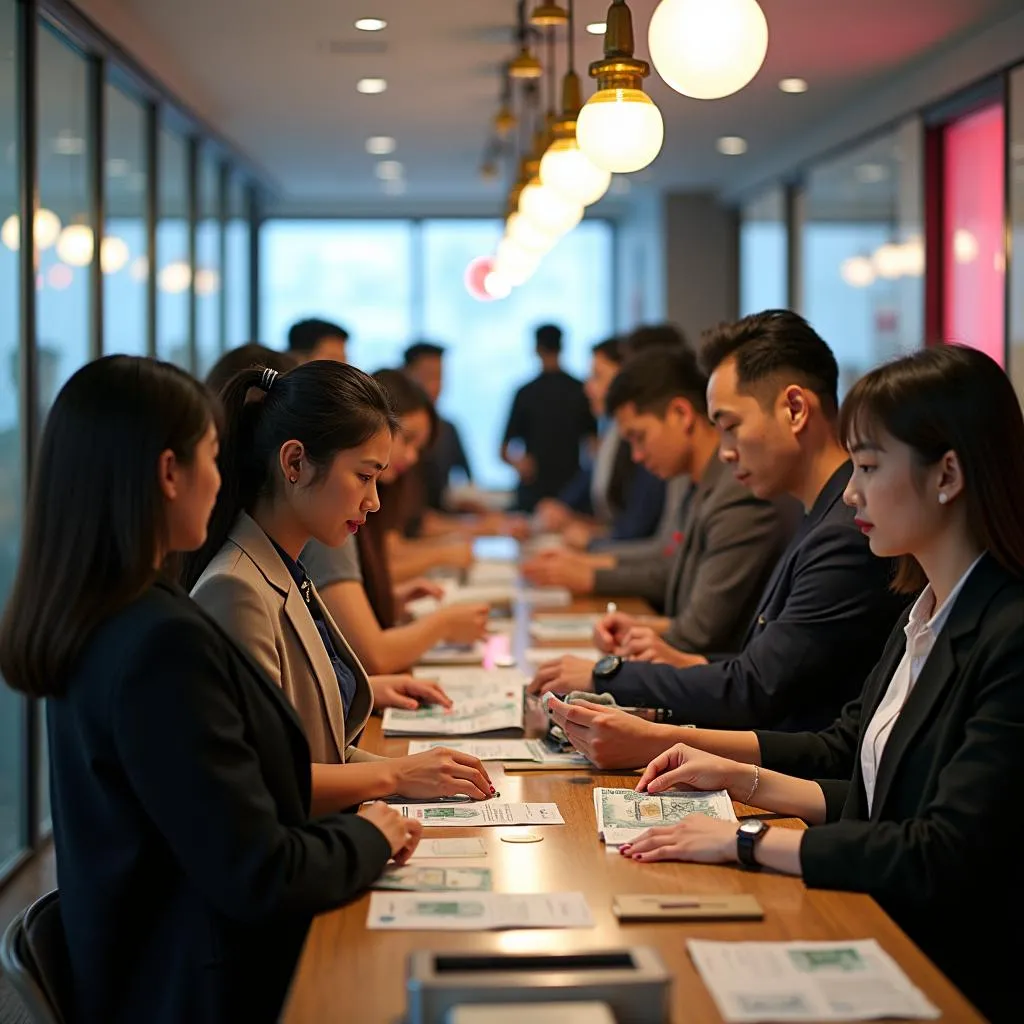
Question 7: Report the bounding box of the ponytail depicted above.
[181,360,398,590]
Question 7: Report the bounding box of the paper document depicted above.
[529,616,599,643]
[407,738,590,768]
[407,838,487,860]
[394,802,564,827]
[373,865,492,892]
[593,787,736,847]
[418,642,485,666]
[367,891,593,931]
[382,691,524,737]
[688,939,940,1022]
[412,666,529,694]
[467,561,520,586]
[521,587,572,608]
[524,646,602,666]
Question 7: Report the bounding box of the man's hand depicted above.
[618,627,708,668]
[521,550,595,593]
[593,611,638,653]
[527,655,597,696]
[546,698,677,769]
[512,453,538,484]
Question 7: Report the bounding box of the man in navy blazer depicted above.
[531,310,907,732]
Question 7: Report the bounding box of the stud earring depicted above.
[938,493,948,505]
[290,476,298,484]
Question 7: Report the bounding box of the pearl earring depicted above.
[938,493,948,505]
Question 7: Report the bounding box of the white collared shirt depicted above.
[860,554,985,814]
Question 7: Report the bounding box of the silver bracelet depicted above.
[744,764,760,804]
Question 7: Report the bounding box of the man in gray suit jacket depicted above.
[528,346,795,661]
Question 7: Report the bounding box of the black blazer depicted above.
[757,555,1024,1023]
[600,462,907,730]
[47,580,392,1024]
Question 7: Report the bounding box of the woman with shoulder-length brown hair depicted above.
[615,344,1024,1022]
[0,355,418,1024]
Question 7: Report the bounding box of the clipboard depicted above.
[612,893,764,922]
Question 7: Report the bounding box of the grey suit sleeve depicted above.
[593,555,669,607]
[662,494,784,654]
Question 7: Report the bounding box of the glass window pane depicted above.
[0,0,25,875]
[103,83,148,356]
[943,102,1006,365]
[422,219,614,488]
[226,176,250,346]
[1011,67,1024,402]
[800,119,925,396]
[195,148,222,377]
[37,25,92,416]
[260,219,413,364]
[156,125,189,368]
[740,186,787,315]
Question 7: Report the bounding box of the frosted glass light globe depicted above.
[57,224,94,267]
[840,256,875,289]
[507,211,558,253]
[540,138,612,206]
[648,0,768,100]
[100,235,130,274]
[518,182,583,236]
[1,208,62,251]
[872,243,905,280]
[576,89,664,173]
[483,270,512,299]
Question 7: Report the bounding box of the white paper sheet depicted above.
[406,739,590,768]
[407,837,487,860]
[381,689,525,737]
[593,787,737,846]
[367,891,593,931]
[417,642,486,666]
[393,802,564,827]
[687,939,940,1022]
[411,666,529,695]
[528,616,599,643]
[524,646,602,666]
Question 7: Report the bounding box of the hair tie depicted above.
[260,367,279,393]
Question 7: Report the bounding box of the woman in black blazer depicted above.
[0,356,421,1024]
[618,346,1024,1022]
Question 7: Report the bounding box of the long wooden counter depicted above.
[283,591,982,1023]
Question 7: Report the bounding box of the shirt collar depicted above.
[905,552,987,639]
[269,537,307,591]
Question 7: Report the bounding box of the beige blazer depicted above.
[191,512,376,764]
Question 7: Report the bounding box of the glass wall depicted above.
[103,82,148,356]
[261,218,614,488]
[1012,67,1024,403]
[799,118,925,396]
[226,173,251,346]
[0,0,23,875]
[740,186,787,315]
[195,145,222,377]
[156,124,189,367]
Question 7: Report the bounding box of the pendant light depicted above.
[539,0,611,206]
[648,0,768,100]
[494,64,517,138]
[530,2,568,26]
[576,0,664,174]
[509,1,543,78]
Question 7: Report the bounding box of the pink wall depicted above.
[942,103,1006,365]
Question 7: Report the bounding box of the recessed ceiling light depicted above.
[354,18,387,31]
[717,136,748,156]
[779,78,808,94]
[375,160,403,181]
[586,22,606,34]
[357,78,387,94]
[366,136,396,155]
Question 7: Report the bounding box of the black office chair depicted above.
[0,890,71,1024]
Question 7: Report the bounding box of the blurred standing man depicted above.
[501,324,596,512]
[403,341,473,511]
[287,318,349,364]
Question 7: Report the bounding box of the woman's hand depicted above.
[369,674,452,711]
[394,577,445,610]
[546,699,677,769]
[443,540,475,570]
[357,801,423,864]
[635,743,751,798]
[438,603,490,644]
[619,817,738,864]
[593,611,637,653]
[393,748,494,800]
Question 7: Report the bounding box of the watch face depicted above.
[739,821,764,836]
[593,655,622,679]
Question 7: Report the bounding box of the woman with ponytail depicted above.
[185,360,494,811]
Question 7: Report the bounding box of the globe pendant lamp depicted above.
[507,211,558,253]
[576,0,664,174]
[648,0,768,100]
[518,126,583,236]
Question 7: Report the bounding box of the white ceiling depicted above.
[73,0,1023,208]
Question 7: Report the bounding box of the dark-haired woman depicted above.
[185,361,494,809]
[608,345,1024,1022]
[303,369,491,674]
[0,356,419,1024]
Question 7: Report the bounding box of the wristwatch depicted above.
[736,819,768,870]
[592,654,624,682]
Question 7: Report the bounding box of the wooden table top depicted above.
[283,589,981,1023]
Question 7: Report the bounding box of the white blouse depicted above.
[859,554,985,814]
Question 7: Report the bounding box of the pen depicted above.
[606,601,617,615]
